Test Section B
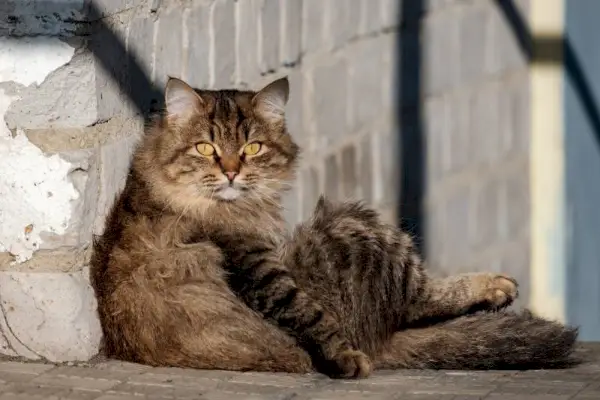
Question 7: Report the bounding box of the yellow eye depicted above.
[196,143,215,156]
[243,142,262,156]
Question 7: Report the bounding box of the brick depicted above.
[282,185,301,228]
[127,14,155,84]
[362,0,381,34]
[36,366,130,383]
[423,11,460,95]
[502,166,530,238]
[5,52,98,129]
[425,0,453,13]
[155,9,183,88]
[380,33,398,114]
[499,73,530,157]
[95,134,140,235]
[458,4,492,85]
[211,0,236,87]
[424,96,449,184]
[472,178,501,251]
[0,269,102,362]
[258,0,280,73]
[381,0,401,29]
[327,0,362,48]
[359,134,374,204]
[301,167,321,219]
[0,362,54,375]
[227,371,322,387]
[348,40,384,131]
[93,0,136,17]
[489,4,528,75]
[324,154,340,201]
[185,3,211,88]
[309,58,348,146]
[286,72,310,151]
[340,145,358,199]
[201,391,290,400]
[108,383,208,398]
[374,128,399,205]
[425,200,445,271]
[310,392,397,400]
[468,83,502,167]
[446,90,471,174]
[441,185,474,268]
[93,16,131,120]
[302,0,326,53]
[235,0,260,84]
[281,0,303,65]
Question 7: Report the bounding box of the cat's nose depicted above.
[224,171,238,182]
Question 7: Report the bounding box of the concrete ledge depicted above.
[0,268,101,362]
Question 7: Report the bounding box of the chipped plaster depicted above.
[0,36,78,263]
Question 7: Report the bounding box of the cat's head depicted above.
[133,77,299,213]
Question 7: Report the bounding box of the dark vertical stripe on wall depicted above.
[396,0,425,252]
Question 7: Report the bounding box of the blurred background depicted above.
[0,0,598,362]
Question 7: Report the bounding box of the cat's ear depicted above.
[165,77,204,119]
[252,77,289,123]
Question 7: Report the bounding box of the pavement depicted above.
[0,344,599,399]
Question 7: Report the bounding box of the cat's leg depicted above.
[213,231,372,379]
[403,272,519,326]
[283,197,423,357]
[98,241,313,374]
[285,198,574,371]
[284,197,519,356]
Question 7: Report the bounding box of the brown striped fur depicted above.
[91,77,578,379]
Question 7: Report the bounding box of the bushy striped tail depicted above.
[377,310,579,370]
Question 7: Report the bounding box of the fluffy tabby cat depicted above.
[91,76,578,378]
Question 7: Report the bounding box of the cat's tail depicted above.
[377,309,579,370]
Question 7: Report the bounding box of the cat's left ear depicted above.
[252,77,289,123]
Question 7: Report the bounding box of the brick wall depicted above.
[0,0,400,360]
[422,0,531,308]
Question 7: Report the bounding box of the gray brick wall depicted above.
[422,0,532,307]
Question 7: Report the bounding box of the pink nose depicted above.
[225,171,238,182]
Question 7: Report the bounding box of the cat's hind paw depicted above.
[324,349,373,379]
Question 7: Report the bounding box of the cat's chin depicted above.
[215,186,241,201]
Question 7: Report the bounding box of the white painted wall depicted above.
[0,37,77,263]
[0,33,102,361]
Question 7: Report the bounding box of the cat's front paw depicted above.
[324,349,373,379]
[476,273,519,309]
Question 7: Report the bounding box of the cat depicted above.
[90,76,578,379]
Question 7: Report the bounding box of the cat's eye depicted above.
[196,143,215,156]
[243,142,262,156]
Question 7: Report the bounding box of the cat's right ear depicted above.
[165,77,204,120]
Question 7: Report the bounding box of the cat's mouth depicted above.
[216,187,240,201]
[214,182,249,201]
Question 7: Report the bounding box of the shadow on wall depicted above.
[396,0,425,252]
[394,0,600,255]
[494,0,600,150]
[1,0,163,121]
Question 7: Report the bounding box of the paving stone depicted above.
[31,367,121,391]
[0,362,54,375]
[0,345,597,399]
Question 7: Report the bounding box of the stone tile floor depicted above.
[0,344,599,399]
